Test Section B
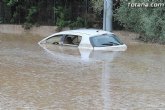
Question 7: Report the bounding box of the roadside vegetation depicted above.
[115,0,165,44]
[0,0,102,30]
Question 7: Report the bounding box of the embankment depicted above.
[0,24,58,37]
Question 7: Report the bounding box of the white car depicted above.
[38,29,127,51]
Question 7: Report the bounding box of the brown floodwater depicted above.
[0,33,165,110]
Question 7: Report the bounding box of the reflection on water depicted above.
[39,43,120,110]
[0,33,165,109]
[101,62,111,110]
[39,43,121,62]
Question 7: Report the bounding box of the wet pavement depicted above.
[0,33,165,110]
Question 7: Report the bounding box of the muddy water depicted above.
[0,33,165,110]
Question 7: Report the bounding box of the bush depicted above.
[54,6,88,30]
[0,17,3,24]
[53,6,71,30]
[114,1,165,44]
[69,17,86,29]
[26,6,38,24]
[22,22,33,30]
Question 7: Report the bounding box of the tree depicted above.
[1,0,104,29]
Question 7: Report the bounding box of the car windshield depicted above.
[90,34,124,47]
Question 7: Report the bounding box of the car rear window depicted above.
[90,34,124,47]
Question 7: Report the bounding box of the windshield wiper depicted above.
[102,42,119,46]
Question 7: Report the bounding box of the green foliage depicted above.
[26,6,38,23]
[54,6,70,28]
[0,17,3,24]
[10,6,21,23]
[69,17,86,29]
[3,0,18,6]
[91,0,103,14]
[22,22,33,30]
[1,0,98,29]
[115,1,165,44]
[54,6,88,30]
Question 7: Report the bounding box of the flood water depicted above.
[0,33,165,110]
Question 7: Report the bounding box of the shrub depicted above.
[114,0,165,44]
[22,22,33,30]
[26,6,38,24]
[0,17,3,24]
[53,6,71,30]
[69,17,86,29]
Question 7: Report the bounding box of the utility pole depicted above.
[103,0,113,32]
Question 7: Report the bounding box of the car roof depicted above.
[55,29,113,38]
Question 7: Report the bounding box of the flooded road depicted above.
[0,33,165,109]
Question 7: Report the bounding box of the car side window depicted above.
[63,35,82,46]
[46,35,63,44]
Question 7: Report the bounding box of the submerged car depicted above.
[38,29,127,51]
